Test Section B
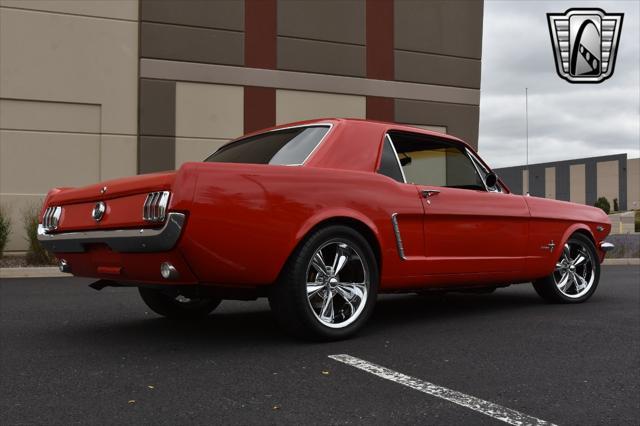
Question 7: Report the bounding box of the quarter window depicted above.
[377,135,405,183]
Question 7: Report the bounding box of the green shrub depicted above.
[594,197,611,215]
[635,210,640,233]
[613,198,619,212]
[23,204,54,265]
[0,205,11,258]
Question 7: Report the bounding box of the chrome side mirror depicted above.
[485,172,498,190]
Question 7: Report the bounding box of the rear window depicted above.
[205,125,329,165]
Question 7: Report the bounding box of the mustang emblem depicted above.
[541,240,556,252]
[92,201,106,222]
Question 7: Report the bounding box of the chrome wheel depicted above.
[306,240,369,329]
[553,241,596,299]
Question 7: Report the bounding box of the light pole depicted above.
[525,87,529,170]
[525,87,529,195]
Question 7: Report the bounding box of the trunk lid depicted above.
[43,172,176,232]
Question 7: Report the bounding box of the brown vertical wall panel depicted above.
[366,0,394,80]
[244,87,275,133]
[246,0,276,69]
[366,0,394,121]
[245,0,276,132]
[366,97,394,122]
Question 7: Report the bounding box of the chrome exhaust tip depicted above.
[599,242,615,252]
[58,259,71,273]
[160,262,179,280]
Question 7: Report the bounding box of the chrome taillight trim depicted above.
[143,191,171,222]
[42,206,62,231]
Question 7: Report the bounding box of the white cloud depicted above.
[478,0,640,169]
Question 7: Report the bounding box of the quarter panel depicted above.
[179,162,424,286]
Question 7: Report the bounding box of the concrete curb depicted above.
[1,259,638,279]
[602,258,640,266]
[0,267,71,279]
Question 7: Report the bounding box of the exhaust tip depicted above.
[160,262,179,280]
[58,259,71,273]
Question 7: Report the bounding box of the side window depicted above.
[389,131,485,191]
[377,136,405,183]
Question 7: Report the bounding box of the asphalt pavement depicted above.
[1,266,638,425]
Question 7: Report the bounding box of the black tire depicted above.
[532,233,600,303]
[269,225,379,341]
[138,287,221,319]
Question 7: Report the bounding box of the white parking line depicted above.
[329,354,556,426]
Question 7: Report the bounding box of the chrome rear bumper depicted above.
[37,212,185,253]
[599,241,615,252]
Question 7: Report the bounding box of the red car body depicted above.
[39,118,612,294]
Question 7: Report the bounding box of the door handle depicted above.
[421,189,441,198]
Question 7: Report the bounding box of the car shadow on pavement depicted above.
[47,287,547,349]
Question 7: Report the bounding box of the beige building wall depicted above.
[596,160,619,209]
[275,90,366,125]
[570,164,586,204]
[0,1,138,251]
[627,158,640,210]
[175,82,244,168]
[522,169,529,194]
[545,167,556,199]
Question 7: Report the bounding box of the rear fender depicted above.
[295,208,380,244]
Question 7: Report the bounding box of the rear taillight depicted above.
[143,191,170,222]
[42,206,62,231]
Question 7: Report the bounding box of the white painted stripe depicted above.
[329,354,556,426]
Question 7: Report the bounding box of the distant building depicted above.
[0,0,484,251]
[495,155,640,211]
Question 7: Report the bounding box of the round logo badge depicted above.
[92,201,106,222]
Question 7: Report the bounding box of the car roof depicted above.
[243,118,465,144]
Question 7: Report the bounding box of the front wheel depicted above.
[139,287,221,319]
[532,233,600,303]
[269,225,379,341]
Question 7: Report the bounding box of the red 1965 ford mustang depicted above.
[38,118,613,340]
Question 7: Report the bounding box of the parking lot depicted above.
[1,265,638,425]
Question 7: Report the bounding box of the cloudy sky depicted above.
[478,0,639,168]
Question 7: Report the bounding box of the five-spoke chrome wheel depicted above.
[553,241,596,299]
[306,241,369,329]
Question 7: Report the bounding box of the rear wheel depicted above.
[269,225,379,341]
[532,233,600,303]
[138,287,221,319]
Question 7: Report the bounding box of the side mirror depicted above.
[485,172,498,190]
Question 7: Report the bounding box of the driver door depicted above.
[387,131,529,275]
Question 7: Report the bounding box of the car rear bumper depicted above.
[37,212,185,253]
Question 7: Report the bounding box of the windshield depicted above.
[205,125,330,165]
